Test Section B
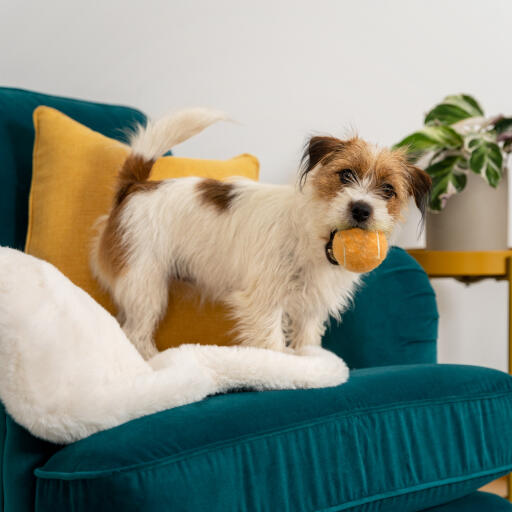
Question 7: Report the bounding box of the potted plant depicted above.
[395,94,512,250]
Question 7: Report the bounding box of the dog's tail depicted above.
[114,108,227,206]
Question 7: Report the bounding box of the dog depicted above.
[91,109,431,359]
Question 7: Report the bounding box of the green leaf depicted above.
[443,94,484,117]
[495,117,512,135]
[424,95,484,126]
[495,117,512,143]
[425,104,473,126]
[426,155,467,211]
[468,138,480,149]
[393,125,463,161]
[469,139,503,187]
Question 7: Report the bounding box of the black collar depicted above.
[325,231,339,265]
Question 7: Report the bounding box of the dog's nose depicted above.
[351,201,372,223]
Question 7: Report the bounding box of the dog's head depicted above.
[299,135,431,236]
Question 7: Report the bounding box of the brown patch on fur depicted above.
[385,194,402,217]
[196,179,237,211]
[301,136,346,180]
[368,148,412,218]
[406,163,432,219]
[115,154,157,206]
[95,153,162,279]
[309,137,374,201]
[95,213,127,280]
[311,171,343,201]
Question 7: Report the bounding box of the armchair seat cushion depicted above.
[35,364,512,512]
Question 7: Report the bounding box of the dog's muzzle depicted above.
[325,231,339,266]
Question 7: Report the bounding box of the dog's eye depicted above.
[338,169,355,184]
[381,183,396,199]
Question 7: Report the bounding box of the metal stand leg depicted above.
[507,257,512,502]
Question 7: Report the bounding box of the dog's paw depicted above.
[295,345,338,360]
[123,331,159,361]
[294,347,350,389]
[295,345,324,357]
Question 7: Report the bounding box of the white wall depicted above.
[2,0,511,370]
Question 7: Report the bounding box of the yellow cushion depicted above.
[26,106,259,350]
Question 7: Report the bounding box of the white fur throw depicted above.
[0,248,348,444]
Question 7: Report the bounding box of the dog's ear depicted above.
[407,164,431,221]
[300,136,344,187]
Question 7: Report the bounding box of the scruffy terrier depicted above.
[91,109,431,359]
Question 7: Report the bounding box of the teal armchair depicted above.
[1,87,511,512]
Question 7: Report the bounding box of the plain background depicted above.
[2,0,511,370]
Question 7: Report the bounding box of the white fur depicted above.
[0,248,348,444]
[129,107,228,160]
[92,110,400,360]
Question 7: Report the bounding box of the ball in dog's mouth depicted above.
[325,228,388,273]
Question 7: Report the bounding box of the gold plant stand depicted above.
[407,250,512,502]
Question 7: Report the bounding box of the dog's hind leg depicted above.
[113,262,170,360]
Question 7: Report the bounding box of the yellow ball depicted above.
[331,228,388,273]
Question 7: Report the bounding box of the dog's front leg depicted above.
[226,289,286,352]
[286,310,327,353]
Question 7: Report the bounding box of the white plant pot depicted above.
[426,171,508,251]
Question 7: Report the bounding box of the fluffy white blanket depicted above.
[0,248,348,444]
